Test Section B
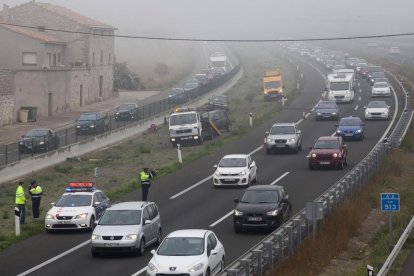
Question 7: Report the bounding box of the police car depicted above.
[45,182,110,233]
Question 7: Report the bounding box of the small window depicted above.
[92,52,95,66]
[208,233,217,249]
[100,50,103,65]
[143,207,150,222]
[109,53,111,65]
[22,52,37,65]
[57,53,62,63]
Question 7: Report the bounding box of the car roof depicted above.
[63,189,102,196]
[246,185,284,191]
[374,82,389,85]
[316,136,341,141]
[106,201,151,211]
[222,154,248,159]
[167,229,209,238]
[271,122,296,127]
[340,116,362,121]
[28,128,51,131]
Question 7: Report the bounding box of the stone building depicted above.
[0,2,116,125]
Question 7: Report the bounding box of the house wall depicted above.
[0,70,15,126]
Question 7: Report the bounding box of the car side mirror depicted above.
[234,198,240,203]
[297,130,301,134]
[94,220,99,227]
[282,85,285,89]
[324,87,328,92]
[343,144,347,148]
[51,202,55,206]
[362,123,365,126]
[335,124,339,127]
[144,219,152,225]
[213,165,218,168]
[265,131,269,136]
[93,201,101,207]
[364,106,367,109]
[151,249,156,255]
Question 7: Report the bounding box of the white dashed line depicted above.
[354,105,359,111]
[131,267,147,276]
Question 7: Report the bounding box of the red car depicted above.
[308,136,347,170]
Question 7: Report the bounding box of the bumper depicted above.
[336,132,363,140]
[372,91,391,97]
[91,240,139,253]
[213,175,248,186]
[309,159,342,168]
[170,135,200,143]
[315,113,338,120]
[147,270,199,276]
[365,113,388,120]
[233,215,279,229]
[265,141,297,152]
[328,94,352,102]
[115,113,137,121]
[264,93,284,100]
[45,218,90,230]
[76,128,97,135]
[19,144,46,152]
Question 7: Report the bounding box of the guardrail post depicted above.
[227,269,238,276]
[284,226,293,256]
[240,259,250,276]
[263,241,273,271]
[325,195,331,214]
[275,233,284,263]
[293,219,302,245]
[5,145,8,165]
[252,250,262,276]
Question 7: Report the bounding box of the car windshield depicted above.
[340,118,361,126]
[184,82,198,89]
[241,190,280,204]
[157,237,204,256]
[119,104,136,109]
[367,101,387,108]
[26,129,48,136]
[78,114,97,121]
[210,95,227,103]
[99,210,141,225]
[169,88,184,96]
[264,81,282,89]
[317,102,336,109]
[55,194,92,207]
[330,81,350,91]
[313,139,340,149]
[374,82,389,88]
[219,157,247,167]
[270,125,295,135]
[170,113,197,126]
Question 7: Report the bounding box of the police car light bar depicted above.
[65,182,95,192]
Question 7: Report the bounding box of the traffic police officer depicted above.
[15,181,26,224]
[29,180,43,219]
[140,168,156,201]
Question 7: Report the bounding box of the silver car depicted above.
[91,201,162,257]
[264,123,302,154]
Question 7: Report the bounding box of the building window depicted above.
[109,53,111,65]
[92,52,95,66]
[22,52,37,65]
[47,53,52,66]
[100,50,103,65]
[53,54,57,66]
[57,53,62,63]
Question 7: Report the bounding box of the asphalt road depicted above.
[0,46,404,276]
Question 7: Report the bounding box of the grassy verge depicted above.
[0,44,301,250]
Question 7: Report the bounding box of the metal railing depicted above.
[220,68,413,276]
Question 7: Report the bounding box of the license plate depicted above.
[104,243,119,247]
[345,133,353,136]
[59,221,71,224]
[226,178,236,181]
[180,137,189,140]
[276,143,285,148]
[248,217,262,221]
[320,161,330,165]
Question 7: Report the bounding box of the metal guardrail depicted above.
[220,67,413,276]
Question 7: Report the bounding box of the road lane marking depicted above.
[305,112,311,118]
[17,240,90,276]
[209,172,290,227]
[358,96,361,101]
[354,105,359,111]
[131,267,147,276]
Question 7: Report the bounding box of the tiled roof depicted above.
[35,2,115,30]
[0,22,65,44]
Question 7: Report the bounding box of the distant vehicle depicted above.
[364,101,390,120]
[213,154,257,187]
[168,87,188,105]
[212,67,226,77]
[233,185,292,232]
[263,69,284,100]
[308,136,348,170]
[368,72,386,85]
[75,112,109,135]
[264,123,302,154]
[336,116,365,140]
[169,107,203,147]
[314,100,339,120]
[372,82,391,97]
[195,73,208,85]
[326,73,355,103]
[115,103,140,121]
[208,95,229,109]
[199,68,215,80]
[19,128,59,153]
[183,79,200,92]
[210,52,228,72]
[91,201,162,257]
[389,46,401,55]
[200,109,232,136]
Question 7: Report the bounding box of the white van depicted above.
[327,73,355,103]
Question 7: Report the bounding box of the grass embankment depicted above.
[0,44,302,250]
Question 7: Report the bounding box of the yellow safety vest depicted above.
[30,186,43,197]
[140,171,150,182]
[16,186,26,204]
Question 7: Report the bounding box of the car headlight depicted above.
[189,262,204,272]
[239,170,246,176]
[116,112,120,115]
[266,209,279,216]
[311,153,316,158]
[19,141,23,145]
[267,138,272,143]
[333,153,341,158]
[214,171,221,177]
[147,261,158,272]
[76,125,80,128]
[39,141,44,145]
[288,137,296,142]
[345,91,350,94]
[332,112,336,115]
[90,125,95,128]
[234,209,243,216]
[125,234,138,240]
[91,234,101,240]
[355,129,362,133]
[336,129,342,133]
[317,112,321,115]
[74,213,88,219]
[46,213,54,219]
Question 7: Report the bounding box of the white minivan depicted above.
[327,73,355,103]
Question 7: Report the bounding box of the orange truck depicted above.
[263,69,284,101]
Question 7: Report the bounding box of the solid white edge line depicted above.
[304,113,311,118]
[296,118,304,125]
[17,240,90,276]
[209,172,290,228]
[131,267,148,276]
[354,105,359,111]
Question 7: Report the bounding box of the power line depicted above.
[1,21,414,42]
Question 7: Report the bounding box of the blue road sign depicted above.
[381,193,400,212]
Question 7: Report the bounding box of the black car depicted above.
[315,100,339,120]
[76,112,109,135]
[208,95,229,109]
[368,72,386,85]
[115,103,140,121]
[233,185,292,233]
[200,109,231,140]
[19,128,59,153]
[168,87,188,105]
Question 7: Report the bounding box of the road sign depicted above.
[381,193,400,212]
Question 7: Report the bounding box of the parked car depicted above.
[308,136,348,170]
[213,154,257,187]
[264,123,302,154]
[336,116,365,140]
[76,112,109,135]
[364,101,390,120]
[200,109,232,140]
[115,103,140,121]
[19,128,59,153]
[314,100,339,120]
[372,82,391,97]
[208,95,229,109]
[146,229,225,276]
[91,201,162,257]
[168,87,188,105]
[233,185,292,232]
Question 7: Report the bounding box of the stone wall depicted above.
[0,70,14,126]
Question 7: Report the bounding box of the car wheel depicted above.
[205,268,210,276]
[156,228,162,245]
[293,144,299,154]
[137,238,145,256]
[198,134,203,145]
[234,224,242,233]
[344,157,348,166]
[220,257,225,272]
[45,143,49,152]
[88,216,95,232]
[91,247,100,257]
[298,142,302,151]
[287,208,293,220]
[265,148,271,155]
[171,142,176,148]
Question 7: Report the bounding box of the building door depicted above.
[48,92,53,116]
[80,85,84,107]
[99,76,103,98]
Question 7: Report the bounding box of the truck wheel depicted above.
[198,134,203,145]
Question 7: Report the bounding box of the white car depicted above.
[213,154,257,187]
[364,101,390,120]
[45,182,110,232]
[147,229,225,276]
[389,46,400,55]
[372,82,391,97]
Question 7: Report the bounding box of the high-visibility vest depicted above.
[140,171,150,184]
[30,186,43,198]
[16,186,26,204]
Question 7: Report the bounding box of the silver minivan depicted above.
[91,201,162,257]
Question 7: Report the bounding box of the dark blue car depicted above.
[336,116,365,140]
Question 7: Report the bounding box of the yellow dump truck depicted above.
[263,69,284,101]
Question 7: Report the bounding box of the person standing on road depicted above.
[140,168,156,201]
[15,181,26,224]
[29,180,43,220]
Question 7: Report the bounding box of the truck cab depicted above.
[263,69,284,101]
[327,73,355,103]
[168,108,203,147]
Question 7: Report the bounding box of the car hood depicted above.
[47,206,92,216]
[268,134,297,140]
[93,224,140,236]
[315,108,337,113]
[366,107,388,113]
[76,120,94,126]
[337,126,361,131]
[150,254,204,271]
[236,202,279,213]
[310,149,341,155]
[117,109,133,113]
[216,167,247,174]
[21,136,45,143]
[372,87,389,92]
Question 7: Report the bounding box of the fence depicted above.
[0,64,241,168]
[220,69,413,276]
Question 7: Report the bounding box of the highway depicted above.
[0,45,404,276]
